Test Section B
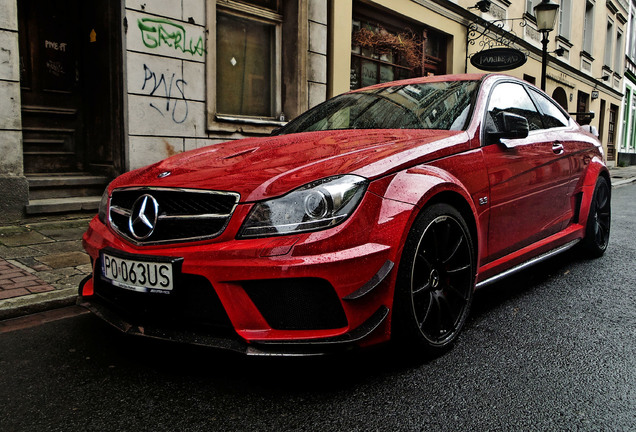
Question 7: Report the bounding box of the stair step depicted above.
[27,174,108,200]
[27,175,108,188]
[26,196,102,215]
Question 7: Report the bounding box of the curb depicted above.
[0,288,78,321]
[611,176,636,187]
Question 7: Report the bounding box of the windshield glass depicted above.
[278,80,480,134]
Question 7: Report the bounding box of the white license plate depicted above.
[101,253,174,293]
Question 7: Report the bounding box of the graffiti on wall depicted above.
[138,18,206,57]
[141,64,188,124]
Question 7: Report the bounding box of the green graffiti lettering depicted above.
[138,18,206,57]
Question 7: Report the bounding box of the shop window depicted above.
[621,88,630,150]
[608,104,618,161]
[632,94,636,149]
[350,13,446,90]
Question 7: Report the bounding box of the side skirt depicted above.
[475,239,580,290]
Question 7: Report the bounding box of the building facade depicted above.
[618,0,636,165]
[0,0,631,223]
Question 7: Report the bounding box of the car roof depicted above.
[349,73,490,93]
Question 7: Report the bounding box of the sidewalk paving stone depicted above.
[35,251,91,269]
[13,256,52,272]
[0,231,54,247]
[0,245,45,260]
[0,288,31,300]
[0,217,93,320]
[29,240,84,254]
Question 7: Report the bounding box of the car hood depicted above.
[112,129,469,201]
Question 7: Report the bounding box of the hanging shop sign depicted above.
[470,47,527,72]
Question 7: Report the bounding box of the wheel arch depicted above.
[377,168,481,275]
[578,157,611,226]
[423,191,479,267]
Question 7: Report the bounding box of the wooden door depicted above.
[18,0,84,173]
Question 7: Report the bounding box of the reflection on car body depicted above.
[79,74,610,357]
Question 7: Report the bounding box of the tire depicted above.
[581,176,611,257]
[392,203,475,357]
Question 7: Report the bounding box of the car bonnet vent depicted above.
[108,188,240,245]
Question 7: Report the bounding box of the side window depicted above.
[486,82,543,133]
[530,89,570,129]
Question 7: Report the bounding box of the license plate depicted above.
[101,252,174,294]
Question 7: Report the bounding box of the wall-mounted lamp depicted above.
[552,47,565,57]
[596,75,610,82]
[469,0,491,13]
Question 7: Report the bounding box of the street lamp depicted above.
[533,0,560,91]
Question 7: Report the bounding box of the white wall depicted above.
[124,1,229,170]
[0,0,23,176]
[124,0,328,171]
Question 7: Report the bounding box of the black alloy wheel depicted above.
[393,203,475,355]
[582,176,611,257]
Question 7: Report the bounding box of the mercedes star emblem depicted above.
[128,194,159,240]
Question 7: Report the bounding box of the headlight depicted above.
[98,187,110,224]
[238,175,368,238]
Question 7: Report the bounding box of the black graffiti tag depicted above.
[142,64,188,124]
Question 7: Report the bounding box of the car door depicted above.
[528,87,585,227]
[481,81,571,263]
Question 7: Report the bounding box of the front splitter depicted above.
[78,297,389,357]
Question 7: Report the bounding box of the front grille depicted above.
[109,187,240,245]
[242,278,348,330]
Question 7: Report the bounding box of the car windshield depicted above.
[278,80,480,134]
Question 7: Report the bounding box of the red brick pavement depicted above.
[0,257,55,300]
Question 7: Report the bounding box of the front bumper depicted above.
[78,191,415,354]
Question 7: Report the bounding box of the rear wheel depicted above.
[393,203,475,356]
[582,176,611,257]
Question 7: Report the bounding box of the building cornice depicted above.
[406,0,625,98]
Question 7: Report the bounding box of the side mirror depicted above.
[487,111,529,143]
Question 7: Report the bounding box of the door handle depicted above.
[552,142,564,155]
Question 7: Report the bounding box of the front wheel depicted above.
[392,203,475,356]
[581,176,611,257]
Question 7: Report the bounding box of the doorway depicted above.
[18,0,124,177]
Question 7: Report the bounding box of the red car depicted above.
[79,74,610,356]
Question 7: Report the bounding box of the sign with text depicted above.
[470,47,527,72]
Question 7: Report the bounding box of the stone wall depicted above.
[124,1,218,171]
[124,0,327,171]
[308,0,328,109]
[1,0,330,201]
[0,0,28,223]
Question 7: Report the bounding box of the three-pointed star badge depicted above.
[128,194,159,240]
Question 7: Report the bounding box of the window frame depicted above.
[582,1,595,55]
[558,0,571,40]
[482,80,545,146]
[528,88,572,130]
[349,6,447,91]
[614,29,623,74]
[206,0,285,130]
[604,18,614,69]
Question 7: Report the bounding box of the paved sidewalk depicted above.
[0,216,92,320]
[1,164,636,321]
